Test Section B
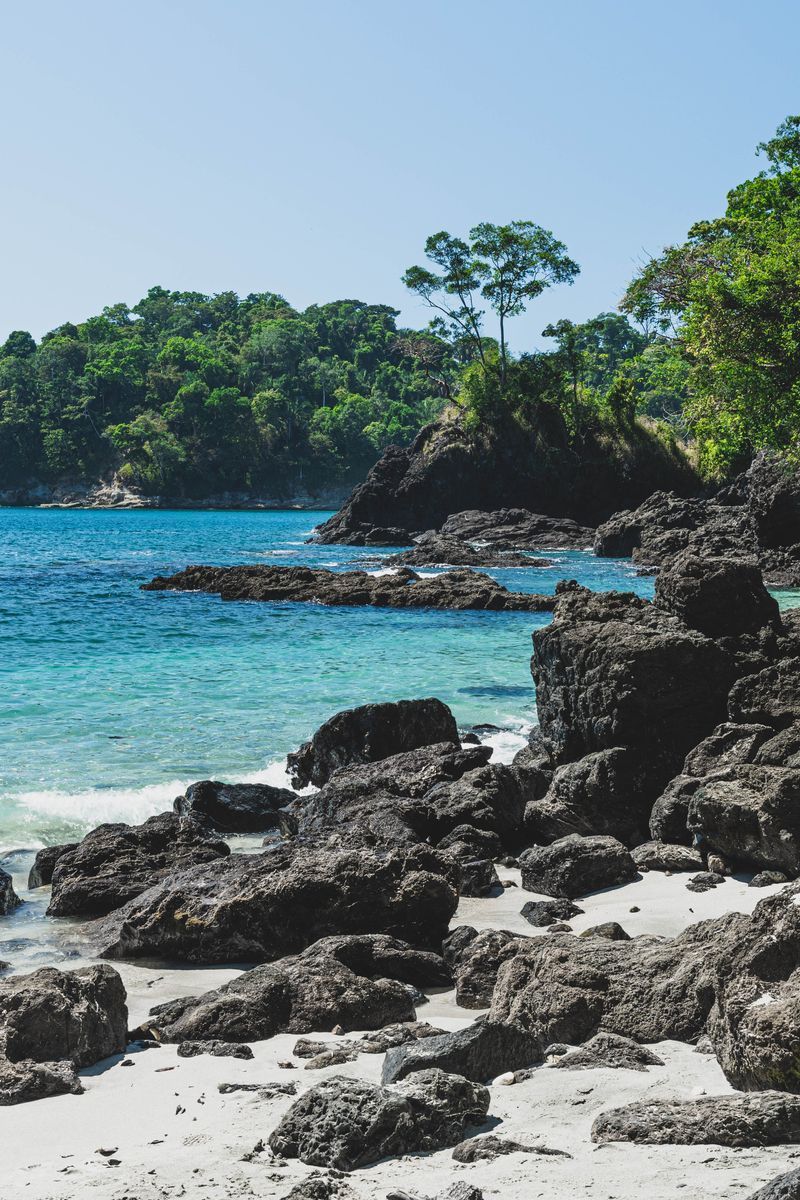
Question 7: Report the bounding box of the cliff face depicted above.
[314,410,700,544]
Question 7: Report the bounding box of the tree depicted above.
[403,221,578,385]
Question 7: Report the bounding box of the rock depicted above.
[284,1173,357,1200]
[47,813,229,918]
[519,835,638,899]
[591,1092,800,1146]
[27,843,77,889]
[145,934,449,1042]
[455,858,499,898]
[177,1040,254,1059]
[728,658,800,729]
[288,699,459,789]
[439,509,594,549]
[750,871,789,887]
[654,553,780,638]
[686,871,725,893]
[0,965,127,1068]
[549,1031,663,1071]
[381,1019,542,1084]
[594,490,754,567]
[143,564,556,614]
[358,1021,446,1054]
[524,748,652,845]
[0,1057,83,1105]
[520,898,584,927]
[748,452,800,549]
[0,869,21,916]
[451,1133,567,1161]
[687,765,800,874]
[443,928,529,1009]
[267,1068,490,1170]
[384,532,551,568]
[746,1167,800,1199]
[96,843,458,964]
[174,780,295,833]
[631,842,703,872]
[579,922,630,941]
[489,915,742,1046]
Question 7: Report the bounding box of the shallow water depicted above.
[1,506,657,850]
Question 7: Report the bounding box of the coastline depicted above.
[0,480,349,512]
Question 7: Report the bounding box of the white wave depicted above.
[476,718,533,764]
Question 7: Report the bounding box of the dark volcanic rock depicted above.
[142,563,556,614]
[549,1031,663,1071]
[688,764,800,874]
[47,812,230,918]
[519,835,638,899]
[748,452,800,549]
[0,1058,83,1105]
[268,1067,490,1170]
[594,491,755,570]
[174,780,295,833]
[96,843,458,964]
[381,1019,542,1084]
[177,1040,254,1059]
[0,868,21,915]
[287,698,458,789]
[0,964,127,1068]
[591,1092,800,1146]
[520,898,583,927]
[27,843,77,889]
[452,1133,567,1161]
[443,927,529,1009]
[654,553,780,639]
[747,1167,800,1199]
[439,509,593,549]
[384,532,551,568]
[579,922,630,941]
[631,841,703,872]
[524,748,652,846]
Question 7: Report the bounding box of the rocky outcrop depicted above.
[519,835,638,899]
[142,564,556,613]
[96,843,458,963]
[591,1092,800,1146]
[144,934,448,1043]
[0,869,21,915]
[310,408,696,545]
[747,1167,800,1199]
[438,510,594,549]
[27,843,77,889]
[267,1067,490,1170]
[654,553,781,639]
[443,928,529,1009]
[0,964,127,1104]
[383,531,551,568]
[381,1019,542,1084]
[174,780,295,833]
[287,698,459,789]
[47,812,230,918]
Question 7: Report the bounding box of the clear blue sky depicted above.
[2,0,798,350]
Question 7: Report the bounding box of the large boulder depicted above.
[443,928,529,1009]
[382,1019,542,1084]
[592,1092,800,1146]
[688,764,800,874]
[267,1068,490,1170]
[0,1058,83,1106]
[27,843,77,889]
[143,934,448,1043]
[0,965,127,1068]
[287,699,459,789]
[96,843,458,963]
[524,749,651,846]
[631,841,702,872]
[748,452,800,549]
[174,780,295,833]
[747,1167,800,1199]
[654,553,780,639]
[47,812,230,918]
[594,491,753,569]
[439,509,593,549]
[519,835,638,899]
[0,869,21,916]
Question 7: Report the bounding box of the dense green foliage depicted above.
[0,290,455,495]
[624,115,800,477]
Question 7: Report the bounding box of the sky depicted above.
[1,0,799,351]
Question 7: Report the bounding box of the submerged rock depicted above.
[591,1091,800,1146]
[287,698,459,789]
[268,1067,490,1170]
[384,532,551,568]
[142,563,556,613]
[174,780,295,833]
[47,812,230,918]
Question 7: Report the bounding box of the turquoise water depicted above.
[0,507,653,848]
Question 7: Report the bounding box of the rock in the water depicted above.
[174,780,295,833]
[591,1092,800,1146]
[381,1019,542,1084]
[27,843,78,889]
[519,835,638,899]
[288,698,459,789]
[177,1040,254,1059]
[520,898,583,927]
[267,1068,490,1170]
[96,843,458,964]
[439,509,594,549]
[746,1167,800,1199]
[631,841,703,872]
[0,868,21,916]
[384,532,550,569]
[0,964,127,1068]
[549,1031,663,1071]
[143,564,556,614]
[47,812,229,918]
[144,934,448,1042]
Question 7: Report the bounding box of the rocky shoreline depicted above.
[6,545,800,1197]
[0,477,347,511]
